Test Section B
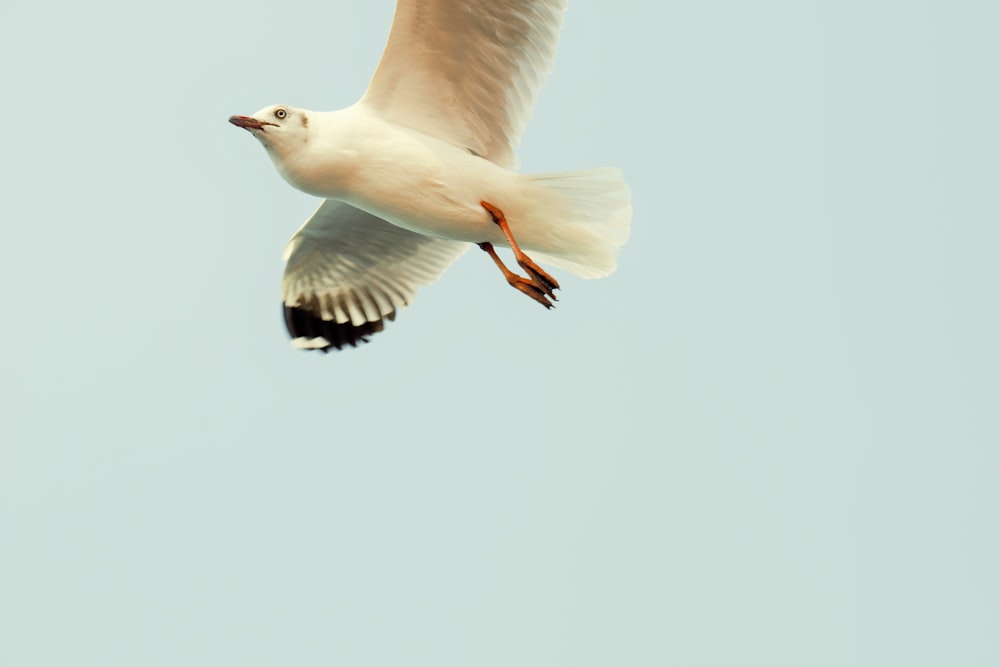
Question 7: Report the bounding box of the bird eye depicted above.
[275,108,287,120]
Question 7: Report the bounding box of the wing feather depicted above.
[361,0,567,166]
[281,200,468,351]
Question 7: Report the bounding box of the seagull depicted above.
[230,0,632,352]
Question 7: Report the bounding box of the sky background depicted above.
[2,1,998,665]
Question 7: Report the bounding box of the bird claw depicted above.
[508,276,556,309]
[519,261,560,298]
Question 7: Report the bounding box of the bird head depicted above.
[229,105,311,158]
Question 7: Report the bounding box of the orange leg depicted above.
[478,242,555,308]
[479,201,561,302]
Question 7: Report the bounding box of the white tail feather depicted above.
[519,169,632,278]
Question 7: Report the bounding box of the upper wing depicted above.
[281,200,468,351]
[361,0,567,167]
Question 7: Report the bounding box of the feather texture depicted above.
[362,0,567,167]
[281,199,467,350]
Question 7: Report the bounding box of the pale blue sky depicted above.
[1,1,998,665]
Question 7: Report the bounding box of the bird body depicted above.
[262,103,628,274]
[230,0,632,351]
[268,103,519,243]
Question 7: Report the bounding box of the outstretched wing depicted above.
[361,0,567,167]
[281,200,468,351]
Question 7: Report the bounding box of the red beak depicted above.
[228,115,277,131]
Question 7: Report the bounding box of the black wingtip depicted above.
[283,303,392,352]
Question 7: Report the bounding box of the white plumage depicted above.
[363,0,567,168]
[230,0,632,351]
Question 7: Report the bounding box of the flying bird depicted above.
[230,0,632,352]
